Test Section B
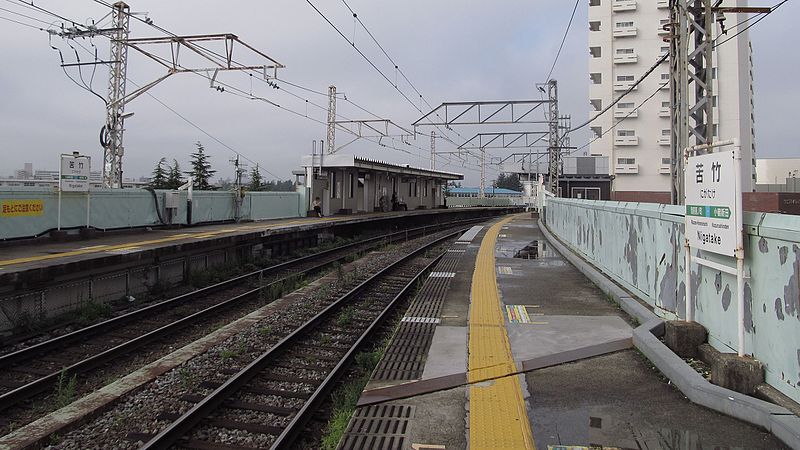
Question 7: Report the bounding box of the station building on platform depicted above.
[299,154,463,216]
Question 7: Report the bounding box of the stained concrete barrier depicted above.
[539,219,800,448]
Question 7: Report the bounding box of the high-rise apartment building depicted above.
[588,0,756,201]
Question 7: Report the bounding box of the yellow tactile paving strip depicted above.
[468,215,535,449]
[0,216,350,268]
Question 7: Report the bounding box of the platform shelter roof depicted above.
[300,154,463,181]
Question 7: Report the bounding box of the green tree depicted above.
[494,173,522,192]
[262,179,294,192]
[166,159,184,189]
[149,157,169,189]
[249,164,263,191]
[186,141,216,190]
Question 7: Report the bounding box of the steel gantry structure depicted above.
[59,1,285,188]
[413,90,565,197]
[324,85,416,154]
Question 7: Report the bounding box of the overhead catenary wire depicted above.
[66,38,286,181]
[714,0,787,48]
[14,0,87,29]
[89,0,439,145]
[544,0,581,83]
[0,3,53,26]
[0,12,44,29]
[307,0,468,146]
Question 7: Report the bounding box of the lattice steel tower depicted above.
[102,1,130,188]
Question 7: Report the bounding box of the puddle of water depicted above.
[514,240,549,259]
[534,410,774,450]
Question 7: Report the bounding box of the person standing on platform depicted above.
[312,197,323,217]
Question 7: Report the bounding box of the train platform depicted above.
[0,207,513,283]
[341,214,786,449]
[0,209,463,274]
[0,207,516,335]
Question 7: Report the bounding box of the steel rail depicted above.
[0,219,457,366]
[140,229,462,449]
[0,219,478,411]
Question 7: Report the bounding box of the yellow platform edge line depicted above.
[0,216,357,267]
[468,214,535,449]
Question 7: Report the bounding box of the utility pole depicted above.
[479,147,486,198]
[55,2,284,188]
[669,0,689,204]
[688,0,714,149]
[103,1,130,188]
[230,154,246,222]
[430,131,436,170]
[547,79,560,195]
[326,85,337,155]
[669,0,769,204]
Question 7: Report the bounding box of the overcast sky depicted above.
[0,0,796,185]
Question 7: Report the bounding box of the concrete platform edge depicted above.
[538,218,800,448]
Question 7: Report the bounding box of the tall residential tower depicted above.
[588,0,756,201]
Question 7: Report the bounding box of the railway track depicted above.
[134,229,458,450]
[0,219,476,423]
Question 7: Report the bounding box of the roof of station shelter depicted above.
[300,154,463,181]
[449,187,522,196]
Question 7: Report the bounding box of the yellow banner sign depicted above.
[1,200,44,217]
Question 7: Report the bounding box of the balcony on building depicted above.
[613,80,637,91]
[589,46,601,58]
[657,0,669,8]
[659,158,672,174]
[615,162,639,174]
[590,99,602,112]
[612,0,637,12]
[590,126,602,138]
[658,19,671,36]
[589,21,601,32]
[614,135,638,146]
[614,51,638,64]
[614,106,638,118]
[613,23,637,38]
[659,106,671,117]
[590,73,602,85]
[659,131,671,146]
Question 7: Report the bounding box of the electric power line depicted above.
[570,52,669,133]
[0,12,43,29]
[545,0,581,82]
[306,0,468,146]
[575,81,669,153]
[714,0,788,48]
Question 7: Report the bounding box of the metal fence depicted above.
[0,187,306,240]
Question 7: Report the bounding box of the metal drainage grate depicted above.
[338,404,414,450]
[373,321,437,380]
[373,248,462,381]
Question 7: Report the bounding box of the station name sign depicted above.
[684,150,739,257]
[60,154,91,192]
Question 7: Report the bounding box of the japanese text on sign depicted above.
[684,149,740,257]
[60,154,91,192]
[1,200,44,217]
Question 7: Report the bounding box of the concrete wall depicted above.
[0,188,305,240]
[545,197,800,404]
